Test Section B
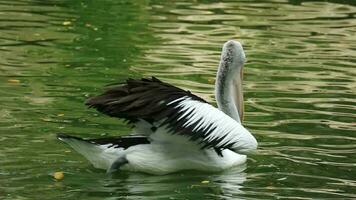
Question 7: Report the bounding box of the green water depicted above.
[1,0,356,199]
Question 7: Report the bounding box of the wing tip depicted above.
[57,133,84,142]
[57,133,69,140]
[84,96,97,107]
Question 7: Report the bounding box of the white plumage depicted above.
[171,97,257,153]
[58,40,258,175]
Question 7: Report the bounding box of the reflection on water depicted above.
[0,0,355,199]
[104,166,246,199]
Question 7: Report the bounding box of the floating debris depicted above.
[62,21,72,26]
[8,79,20,84]
[41,118,52,122]
[277,177,287,181]
[207,78,215,84]
[85,23,98,31]
[201,180,210,184]
[53,171,64,181]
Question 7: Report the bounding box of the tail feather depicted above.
[57,133,123,170]
[57,133,150,171]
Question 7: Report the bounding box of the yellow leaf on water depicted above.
[57,113,64,117]
[8,79,20,84]
[62,21,72,26]
[201,180,210,184]
[207,78,215,84]
[53,171,64,180]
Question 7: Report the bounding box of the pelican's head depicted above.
[220,40,246,72]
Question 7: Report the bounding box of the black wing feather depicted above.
[86,77,207,124]
[57,133,150,149]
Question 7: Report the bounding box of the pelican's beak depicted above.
[233,68,244,123]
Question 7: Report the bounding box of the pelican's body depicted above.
[58,40,257,175]
[61,137,246,175]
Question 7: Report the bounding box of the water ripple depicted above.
[0,0,355,199]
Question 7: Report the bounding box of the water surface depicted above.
[1,0,356,199]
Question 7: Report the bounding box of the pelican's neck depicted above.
[215,67,243,123]
[215,40,245,123]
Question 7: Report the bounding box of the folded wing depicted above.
[86,77,257,154]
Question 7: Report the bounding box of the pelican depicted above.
[58,40,258,175]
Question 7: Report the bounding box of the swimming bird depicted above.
[57,40,258,175]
